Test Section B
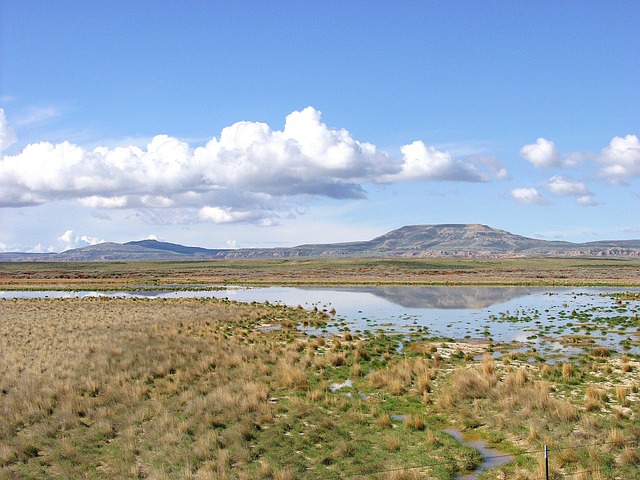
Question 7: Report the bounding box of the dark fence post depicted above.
[544,444,549,480]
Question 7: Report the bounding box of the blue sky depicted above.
[1,1,639,252]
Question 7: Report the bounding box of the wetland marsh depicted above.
[1,260,639,479]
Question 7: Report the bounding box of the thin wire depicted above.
[313,436,640,479]
[557,463,640,479]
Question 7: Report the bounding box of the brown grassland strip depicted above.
[1,257,639,290]
[1,296,639,479]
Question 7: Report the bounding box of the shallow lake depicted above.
[2,286,639,357]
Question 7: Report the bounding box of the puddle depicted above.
[445,428,514,479]
[390,414,408,422]
[329,379,353,392]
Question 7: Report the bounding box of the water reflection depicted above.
[323,286,534,309]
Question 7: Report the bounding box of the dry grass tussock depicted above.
[448,355,500,400]
[368,357,437,395]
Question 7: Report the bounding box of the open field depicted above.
[1,297,638,479]
[1,257,640,290]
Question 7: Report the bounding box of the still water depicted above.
[2,286,639,356]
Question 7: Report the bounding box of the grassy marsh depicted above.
[1,296,639,479]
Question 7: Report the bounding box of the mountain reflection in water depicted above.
[323,286,534,309]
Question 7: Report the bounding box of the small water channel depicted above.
[2,286,639,357]
[445,429,514,479]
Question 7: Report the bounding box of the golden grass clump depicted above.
[607,428,627,448]
[382,434,402,452]
[614,386,629,407]
[276,359,308,390]
[325,351,347,367]
[450,361,499,400]
[436,387,455,410]
[562,362,574,378]
[583,387,607,413]
[618,445,639,466]
[403,414,426,431]
[368,358,421,394]
[503,367,528,391]
[375,413,393,428]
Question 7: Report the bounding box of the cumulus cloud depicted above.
[519,137,581,168]
[379,141,488,182]
[57,230,104,250]
[0,106,504,224]
[519,138,560,167]
[597,134,640,181]
[545,176,596,205]
[511,187,547,205]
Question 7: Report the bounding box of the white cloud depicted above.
[520,138,560,167]
[58,229,74,244]
[199,206,252,224]
[546,176,589,196]
[519,137,580,168]
[0,106,504,224]
[79,235,103,245]
[598,134,640,181]
[511,187,547,205]
[576,195,597,206]
[57,229,104,250]
[545,176,597,205]
[380,140,487,182]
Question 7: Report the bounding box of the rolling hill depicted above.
[2,224,640,261]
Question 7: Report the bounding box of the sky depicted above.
[0,1,639,253]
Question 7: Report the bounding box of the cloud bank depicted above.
[0,107,504,224]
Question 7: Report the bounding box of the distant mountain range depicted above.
[2,224,640,262]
